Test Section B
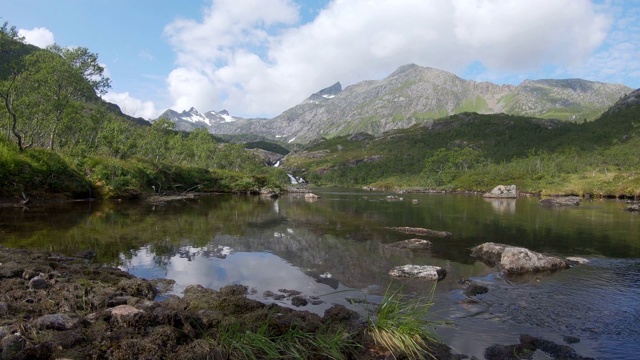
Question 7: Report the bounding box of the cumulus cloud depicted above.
[18,27,55,48]
[163,0,612,117]
[102,91,158,120]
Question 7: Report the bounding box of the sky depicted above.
[3,0,640,120]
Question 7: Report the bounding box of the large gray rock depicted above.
[471,242,568,274]
[483,185,517,198]
[539,196,581,207]
[389,265,446,280]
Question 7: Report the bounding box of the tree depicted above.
[23,45,111,150]
[0,21,28,150]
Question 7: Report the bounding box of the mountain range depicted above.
[154,64,633,144]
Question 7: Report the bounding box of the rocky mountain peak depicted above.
[305,82,343,103]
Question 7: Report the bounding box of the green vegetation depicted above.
[286,101,640,197]
[366,284,439,359]
[1,22,287,199]
[212,320,359,360]
[454,95,490,114]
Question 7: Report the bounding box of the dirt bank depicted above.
[0,246,459,359]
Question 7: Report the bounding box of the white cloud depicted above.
[102,91,159,120]
[18,27,55,48]
[162,0,613,117]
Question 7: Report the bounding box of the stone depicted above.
[539,196,582,207]
[565,257,590,265]
[33,313,79,331]
[290,296,308,307]
[385,238,432,250]
[304,193,320,200]
[483,184,518,198]
[472,242,568,274]
[385,195,404,201]
[389,265,446,280]
[0,302,8,316]
[385,226,452,237]
[108,305,145,320]
[29,276,50,290]
[458,279,489,297]
[624,204,639,212]
[2,334,25,360]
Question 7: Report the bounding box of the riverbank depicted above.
[0,245,461,359]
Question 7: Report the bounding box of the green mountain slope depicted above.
[284,89,640,197]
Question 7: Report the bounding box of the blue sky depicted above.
[3,0,639,119]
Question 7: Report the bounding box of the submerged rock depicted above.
[389,265,446,280]
[539,196,582,207]
[458,278,489,297]
[483,184,518,198]
[471,242,568,274]
[385,226,452,237]
[385,238,432,250]
[624,204,639,212]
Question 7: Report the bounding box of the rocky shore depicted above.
[0,246,463,360]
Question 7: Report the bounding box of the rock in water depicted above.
[389,265,446,280]
[539,196,581,207]
[471,242,568,274]
[483,185,517,198]
[385,226,452,237]
[385,238,432,250]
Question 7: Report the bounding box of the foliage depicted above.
[286,105,640,197]
[0,22,288,198]
[366,284,439,359]
[213,317,358,360]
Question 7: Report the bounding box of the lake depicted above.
[1,189,639,359]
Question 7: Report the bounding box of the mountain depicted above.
[282,89,640,194]
[155,64,633,144]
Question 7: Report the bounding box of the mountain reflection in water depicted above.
[1,190,639,359]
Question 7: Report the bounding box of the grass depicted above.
[366,284,440,360]
[213,317,359,360]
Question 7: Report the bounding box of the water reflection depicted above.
[2,190,640,359]
[121,244,373,314]
[484,198,516,214]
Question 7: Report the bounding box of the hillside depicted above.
[282,89,640,197]
[0,26,288,199]
[155,64,632,144]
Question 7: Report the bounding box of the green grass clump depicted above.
[213,320,359,360]
[367,285,439,359]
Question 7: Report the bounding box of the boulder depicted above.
[471,242,568,274]
[483,185,518,198]
[33,313,79,331]
[385,238,432,250]
[539,196,581,207]
[28,276,50,290]
[389,265,446,281]
[385,227,452,237]
[304,193,320,199]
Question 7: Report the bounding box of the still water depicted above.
[1,189,639,359]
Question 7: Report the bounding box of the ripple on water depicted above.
[437,258,640,359]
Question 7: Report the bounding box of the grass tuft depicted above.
[367,284,439,359]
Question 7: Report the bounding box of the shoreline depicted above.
[0,245,459,359]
